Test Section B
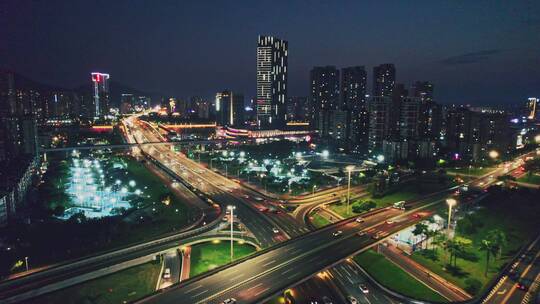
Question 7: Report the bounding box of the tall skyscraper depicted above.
[341,66,368,154]
[91,72,110,117]
[368,96,392,153]
[215,91,245,127]
[310,66,340,136]
[256,35,288,128]
[527,97,539,120]
[412,81,434,103]
[372,64,396,97]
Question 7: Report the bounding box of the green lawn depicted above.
[411,191,540,295]
[3,152,195,273]
[517,173,540,185]
[329,190,419,219]
[311,213,331,228]
[27,261,161,304]
[355,250,447,303]
[447,167,495,176]
[190,241,257,277]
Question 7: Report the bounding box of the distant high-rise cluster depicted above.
[256,35,288,129]
[0,71,40,227]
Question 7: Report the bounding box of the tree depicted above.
[479,239,498,277]
[432,232,447,255]
[425,229,439,250]
[412,223,428,249]
[487,229,507,258]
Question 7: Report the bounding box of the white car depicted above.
[272,228,280,234]
[355,217,364,223]
[347,296,358,304]
[359,284,369,294]
[221,298,237,304]
[333,230,343,237]
[163,268,171,279]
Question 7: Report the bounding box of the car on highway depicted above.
[322,296,333,304]
[333,230,343,237]
[386,220,395,224]
[412,213,422,219]
[163,268,171,279]
[357,231,367,237]
[359,284,369,294]
[371,233,381,240]
[221,298,237,304]
[254,197,264,201]
[272,228,280,234]
[516,282,527,291]
[242,194,250,199]
[355,217,364,223]
[347,296,358,304]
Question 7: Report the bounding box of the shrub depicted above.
[465,278,482,295]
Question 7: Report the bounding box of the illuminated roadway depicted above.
[126,116,310,245]
[138,200,440,304]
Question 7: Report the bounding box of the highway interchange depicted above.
[0,114,537,304]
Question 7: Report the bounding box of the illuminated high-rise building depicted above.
[527,97,539,120]
[310,66,340,137]
[256,35,288,128]
[215,91,245,127]
[341,66,368,155]
[91,72,110,117]
[372,64,395,97]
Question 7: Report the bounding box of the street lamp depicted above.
[322,150,330,159]
[346,165,355,215]
[489,150,499,160]
[376,154,385,163]
[227,205,236,262]
[446,198,457,237]
[312,185,317,196]
[25,256,29,272]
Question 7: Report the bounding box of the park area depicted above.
[26,261,161,304]
[355,250,447,302]
[182,141,365,196]
[328,172,455,219]
[410,189,540,295]
[190,241,257,277]
[0,149,195,277]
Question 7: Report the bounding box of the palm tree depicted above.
[425,229,438,250]
[412,223,428,249]
[487,229,507,258]
[479,239,498,277]
[432,232,447,254]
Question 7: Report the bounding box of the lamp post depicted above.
[446,198,457,237]
[489,150,499,160]
[225,163,228,177]
[312,185,317,196]
[227,205,236,262]
[346,165,355,215]
[25,256,29,272]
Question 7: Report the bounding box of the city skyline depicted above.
[1,1,539,105]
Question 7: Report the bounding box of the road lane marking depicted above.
[254,287,270,297]
[191,289,208,298]
[185,284,203,293]
[262,259,276,267]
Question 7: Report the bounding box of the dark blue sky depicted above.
[1,0,539,105]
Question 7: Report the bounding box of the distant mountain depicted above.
[1,69,70,93]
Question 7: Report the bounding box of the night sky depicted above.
[1,0,539,105]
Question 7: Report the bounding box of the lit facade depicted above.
[256,35,288,128]
[91,72,110,117]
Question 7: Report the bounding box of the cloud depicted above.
[439,49,502,66]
